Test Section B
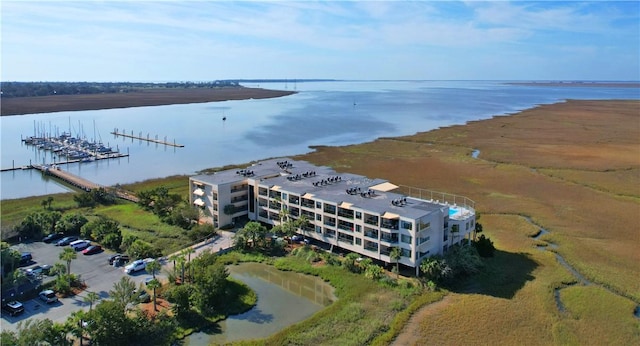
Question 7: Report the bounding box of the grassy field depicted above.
[2,99,638,344]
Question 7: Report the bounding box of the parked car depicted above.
[70,240,91,251]
[2,301,25,316]
[39,289,58,304]
[124,259,147,274]
[25,265,45,278]
[19,252,33,266]
[42,233,64,243]
[82,245,102,255]
[108,254,130,267]
[135,289,151,303]
[56,236,79,246]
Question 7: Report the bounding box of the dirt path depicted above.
[391,295,454,346]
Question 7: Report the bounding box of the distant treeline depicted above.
[0,81,243,98]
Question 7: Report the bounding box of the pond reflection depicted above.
[186,262,335,345]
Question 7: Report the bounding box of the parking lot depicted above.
[0,231,235,333]
[1,240,161,333]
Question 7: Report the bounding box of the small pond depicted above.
[185,262,336,345]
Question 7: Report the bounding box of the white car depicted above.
[70,239,91,251]
[124,259,147,274]
[39,289,58,304]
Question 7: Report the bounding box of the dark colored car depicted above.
[19,252,32,266]
[42,233,64,243]
[82,245,102,255]
[2,301,25,316]
[108,254,130,266]
[56,236,79,246]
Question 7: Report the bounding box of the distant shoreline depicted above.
[0,87,296,116]
[508,81,640,88]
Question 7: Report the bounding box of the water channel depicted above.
[185,262,336,345]
[526,216,639,317]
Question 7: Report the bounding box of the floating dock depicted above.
[111,129,184,147]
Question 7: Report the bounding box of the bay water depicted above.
[1,80,638,200]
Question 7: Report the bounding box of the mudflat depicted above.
[0,87,295,116]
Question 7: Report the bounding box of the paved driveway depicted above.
[1,231,235,333]
[1,240,157,332]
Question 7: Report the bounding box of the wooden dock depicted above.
[32,164,139,203]
[111,129,184,147]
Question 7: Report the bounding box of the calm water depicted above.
[186,262,335,345]
[1,80,638,200]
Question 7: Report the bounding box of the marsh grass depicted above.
[301,100,639,344]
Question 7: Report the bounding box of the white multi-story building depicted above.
[190,158,475,273]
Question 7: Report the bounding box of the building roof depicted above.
[190,157,450,220]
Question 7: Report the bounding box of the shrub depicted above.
[474,234,496,257]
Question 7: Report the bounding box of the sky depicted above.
[1,0,639,82]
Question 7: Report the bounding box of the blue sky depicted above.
[2,1,638,81]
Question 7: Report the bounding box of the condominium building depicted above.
[190,158,475,273]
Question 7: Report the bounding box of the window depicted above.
[316,201,322,209]
[419,235,430,244]
[355,211,362,219]
[315,225,322,233]
[281,193,287,200]
[401,234,412,244]
[316,214,322,221]
[355,225,361,233]
[401,248,411,258]
[355,238,362,245]
[401,221,413,230]
[417,219,430,231]
[466,222,470,230]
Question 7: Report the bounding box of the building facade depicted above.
[190,158,475,272]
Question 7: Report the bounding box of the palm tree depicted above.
[145,259,161,279]
[146,279,161,312]
[83,291,100,312]
[60,247,77,277]
[390,247,402,278]
[180,248,195,283]
[52,262,67,276]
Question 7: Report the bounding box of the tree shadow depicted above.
[232,307,274,324]
[448,249,538,299]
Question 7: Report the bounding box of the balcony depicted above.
[289,196,300,205]
[380,233,399,244]
[337,220,354,232]
[323,205,336,214]
[301,198,315,208]
[364,241,378,252]
[364,230,378,239]
[337,207,354,219]
[364,215,379,226]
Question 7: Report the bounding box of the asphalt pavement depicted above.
[0,230,235,333]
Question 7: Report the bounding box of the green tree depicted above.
[145,259,161,279]
[11,318,70,346]
[1,242,21,276]
[474,234,495,258]
[239,221,267,248]
[343,253,361,273]
[51,262,67,276]
[192,262,229,315]
[85,300,134,345]
[420,256,452,284]
[364,263,384,280]
[109,276,137,310]
[83,291,100,312]
[55,213,88,234]
[390,247,402,278]
[127,239,161,259]
[165,284,193,317]
[146,278,161,311]
[59,247,77,278]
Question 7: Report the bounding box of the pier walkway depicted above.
[33,164,139,203]
[111,129,184,147]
